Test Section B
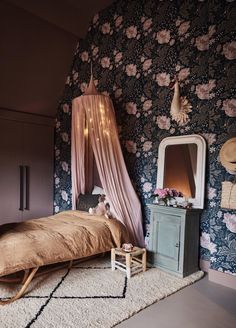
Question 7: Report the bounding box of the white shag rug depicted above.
[0,257,204,328]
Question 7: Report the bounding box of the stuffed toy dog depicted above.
[89,194,113,218]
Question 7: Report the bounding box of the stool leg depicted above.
[111,248,116,271]
[142,249,147,272]
[126,253,131,279]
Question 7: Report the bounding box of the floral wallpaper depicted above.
[54,0,236,274]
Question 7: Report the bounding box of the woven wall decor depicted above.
[221,181,236,210]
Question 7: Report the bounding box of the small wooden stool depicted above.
[111,247,147,279]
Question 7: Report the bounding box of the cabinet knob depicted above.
[175,243,179,248]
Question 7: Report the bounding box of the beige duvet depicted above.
[0,210,128,277]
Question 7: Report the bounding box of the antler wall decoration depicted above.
[170,80,192,126]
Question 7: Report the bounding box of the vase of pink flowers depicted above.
[152,188,183,206]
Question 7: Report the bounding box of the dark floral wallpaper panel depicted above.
[54,0,236,274]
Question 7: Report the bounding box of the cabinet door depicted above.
[0,119,23,224]
[155,213,181,272]
[22,123,54,220]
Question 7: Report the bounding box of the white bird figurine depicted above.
[170,80,192,126]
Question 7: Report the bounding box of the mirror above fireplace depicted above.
[156,134,206,209]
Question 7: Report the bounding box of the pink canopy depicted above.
[71,79,144,246]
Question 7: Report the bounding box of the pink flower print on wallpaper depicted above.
[61,190,68,202]
[101,22,111,34]
[143,100,152,111]
[208,25,216,37]
[125,64,137,76]
[142,17,152,31]
[202,133,216,146]
[114,88,122,99]
[126,25,138,38]
[178,68,190,81]
[208,187,217,200]
[55,177,60,186]
[55,206,59,213]
[200,232,217,254]
[195,83,208,99]
[125,140,137,153]
[143,141,152,152]
[178,21,190,36]
[55,121,60,130]
[81,51,89,62]
[195,80,216,100]
[223,214,236,233]
[115,15,123,29]
[92,46,99,57]
[80,82,87,93]
[115,52,123,63]
[55,148,60,160]
[101,57,111,69]
[155,29,171,44]
[223,41,236,60]
[143,182,152,193]
[175,17,182,27]
[195,34,209,51]
[126,102,137,115]
[142,59,152,71]
[61,161,68,172]
[61,132,69,143]
[93,14,99,25]
[155,73,170,86]
[156,116,171,130]
[195,26,215,51]
[222,99,236,117]
[62,104,69,113]
[65,75,71,86]
[73,71,78,81]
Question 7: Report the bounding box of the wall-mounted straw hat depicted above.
[219,137,236,174]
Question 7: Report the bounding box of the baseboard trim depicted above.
[209,269,236,290]
[200,259,210,272]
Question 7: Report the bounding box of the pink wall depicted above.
[0,0,78,117]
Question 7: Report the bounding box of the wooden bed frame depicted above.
[0,254,103,305]
[0,211,128,305]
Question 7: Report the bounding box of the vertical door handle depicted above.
[19,165,24,211]
[24,165,30,210]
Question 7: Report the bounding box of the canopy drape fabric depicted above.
[71,91,144,247]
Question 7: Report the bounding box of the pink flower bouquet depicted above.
[152,188,183,206]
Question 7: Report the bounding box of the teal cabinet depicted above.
[147,205,201,277]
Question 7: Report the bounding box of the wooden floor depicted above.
[117,274,236,328]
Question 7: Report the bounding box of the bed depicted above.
[0,210,128,304]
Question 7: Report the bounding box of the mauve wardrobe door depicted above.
[22,122,54,220]
[0,118,23,225]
